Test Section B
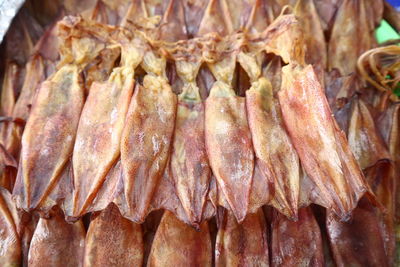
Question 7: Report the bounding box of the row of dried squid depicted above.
[0,188,331,266]
[0,0,399,266]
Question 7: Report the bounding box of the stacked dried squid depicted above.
[0,0,399,266]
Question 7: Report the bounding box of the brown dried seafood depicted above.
[0,0,398,266]
[147,211,212,266]
[216,208,269,266]
[28,212,85,267]
[279,64,371,219]
[83,203,143,266]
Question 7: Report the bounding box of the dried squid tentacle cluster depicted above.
[0,0,398,266]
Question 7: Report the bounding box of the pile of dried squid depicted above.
[0,0,399,266]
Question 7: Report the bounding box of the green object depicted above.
[375,20,400,44]
[385,75,400,98]
[395,83,400,97]
[376,21,400,97]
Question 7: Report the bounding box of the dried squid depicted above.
[83,203,143,266]
[120,51,177,222]
[147,211,212,266]
[28,209,85,267]
[215,208,269,266]
[71,44,141,217]
[278,64,370,219]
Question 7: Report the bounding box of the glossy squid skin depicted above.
[246,156,274,218]
[271,207,324,267]
[197,0,231,36]
[347,98,395,263]
[19,212,38,267]
[326,198,389,267]
[0,62,19,170]
[278,64,368,219]
[0,62,18,143]
[348,98,391,170]
[328,0,382,75]
[171,100,211,225]
[6,55,45,158]
[294,0,327,82]
[91,0,132,25]
[72,71,134,217]
[149,160,193,223]
[147,211,212,267]
[205,81,254,223]
[378,104,400,226]
[328,0,366,75]
[85,159,122,213]
[83,203,143,267]
[3,9,43,68]
[147,156,215,227]
[121,75,177,222]
[0,144,18,191]
[378,103,400,168]
[13,65,84,212]
[28,211,85,267]
[246,77,300,219]
[0,62,18,120]
[0,188,21,266]
[313,0,341,31]
[182,0,208,37]
[6,20,59,159]
[364,161,396,263]
[216,208,269,267]
[245,0,272,33]
[220,0,254,32]
[159,0,188,42]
